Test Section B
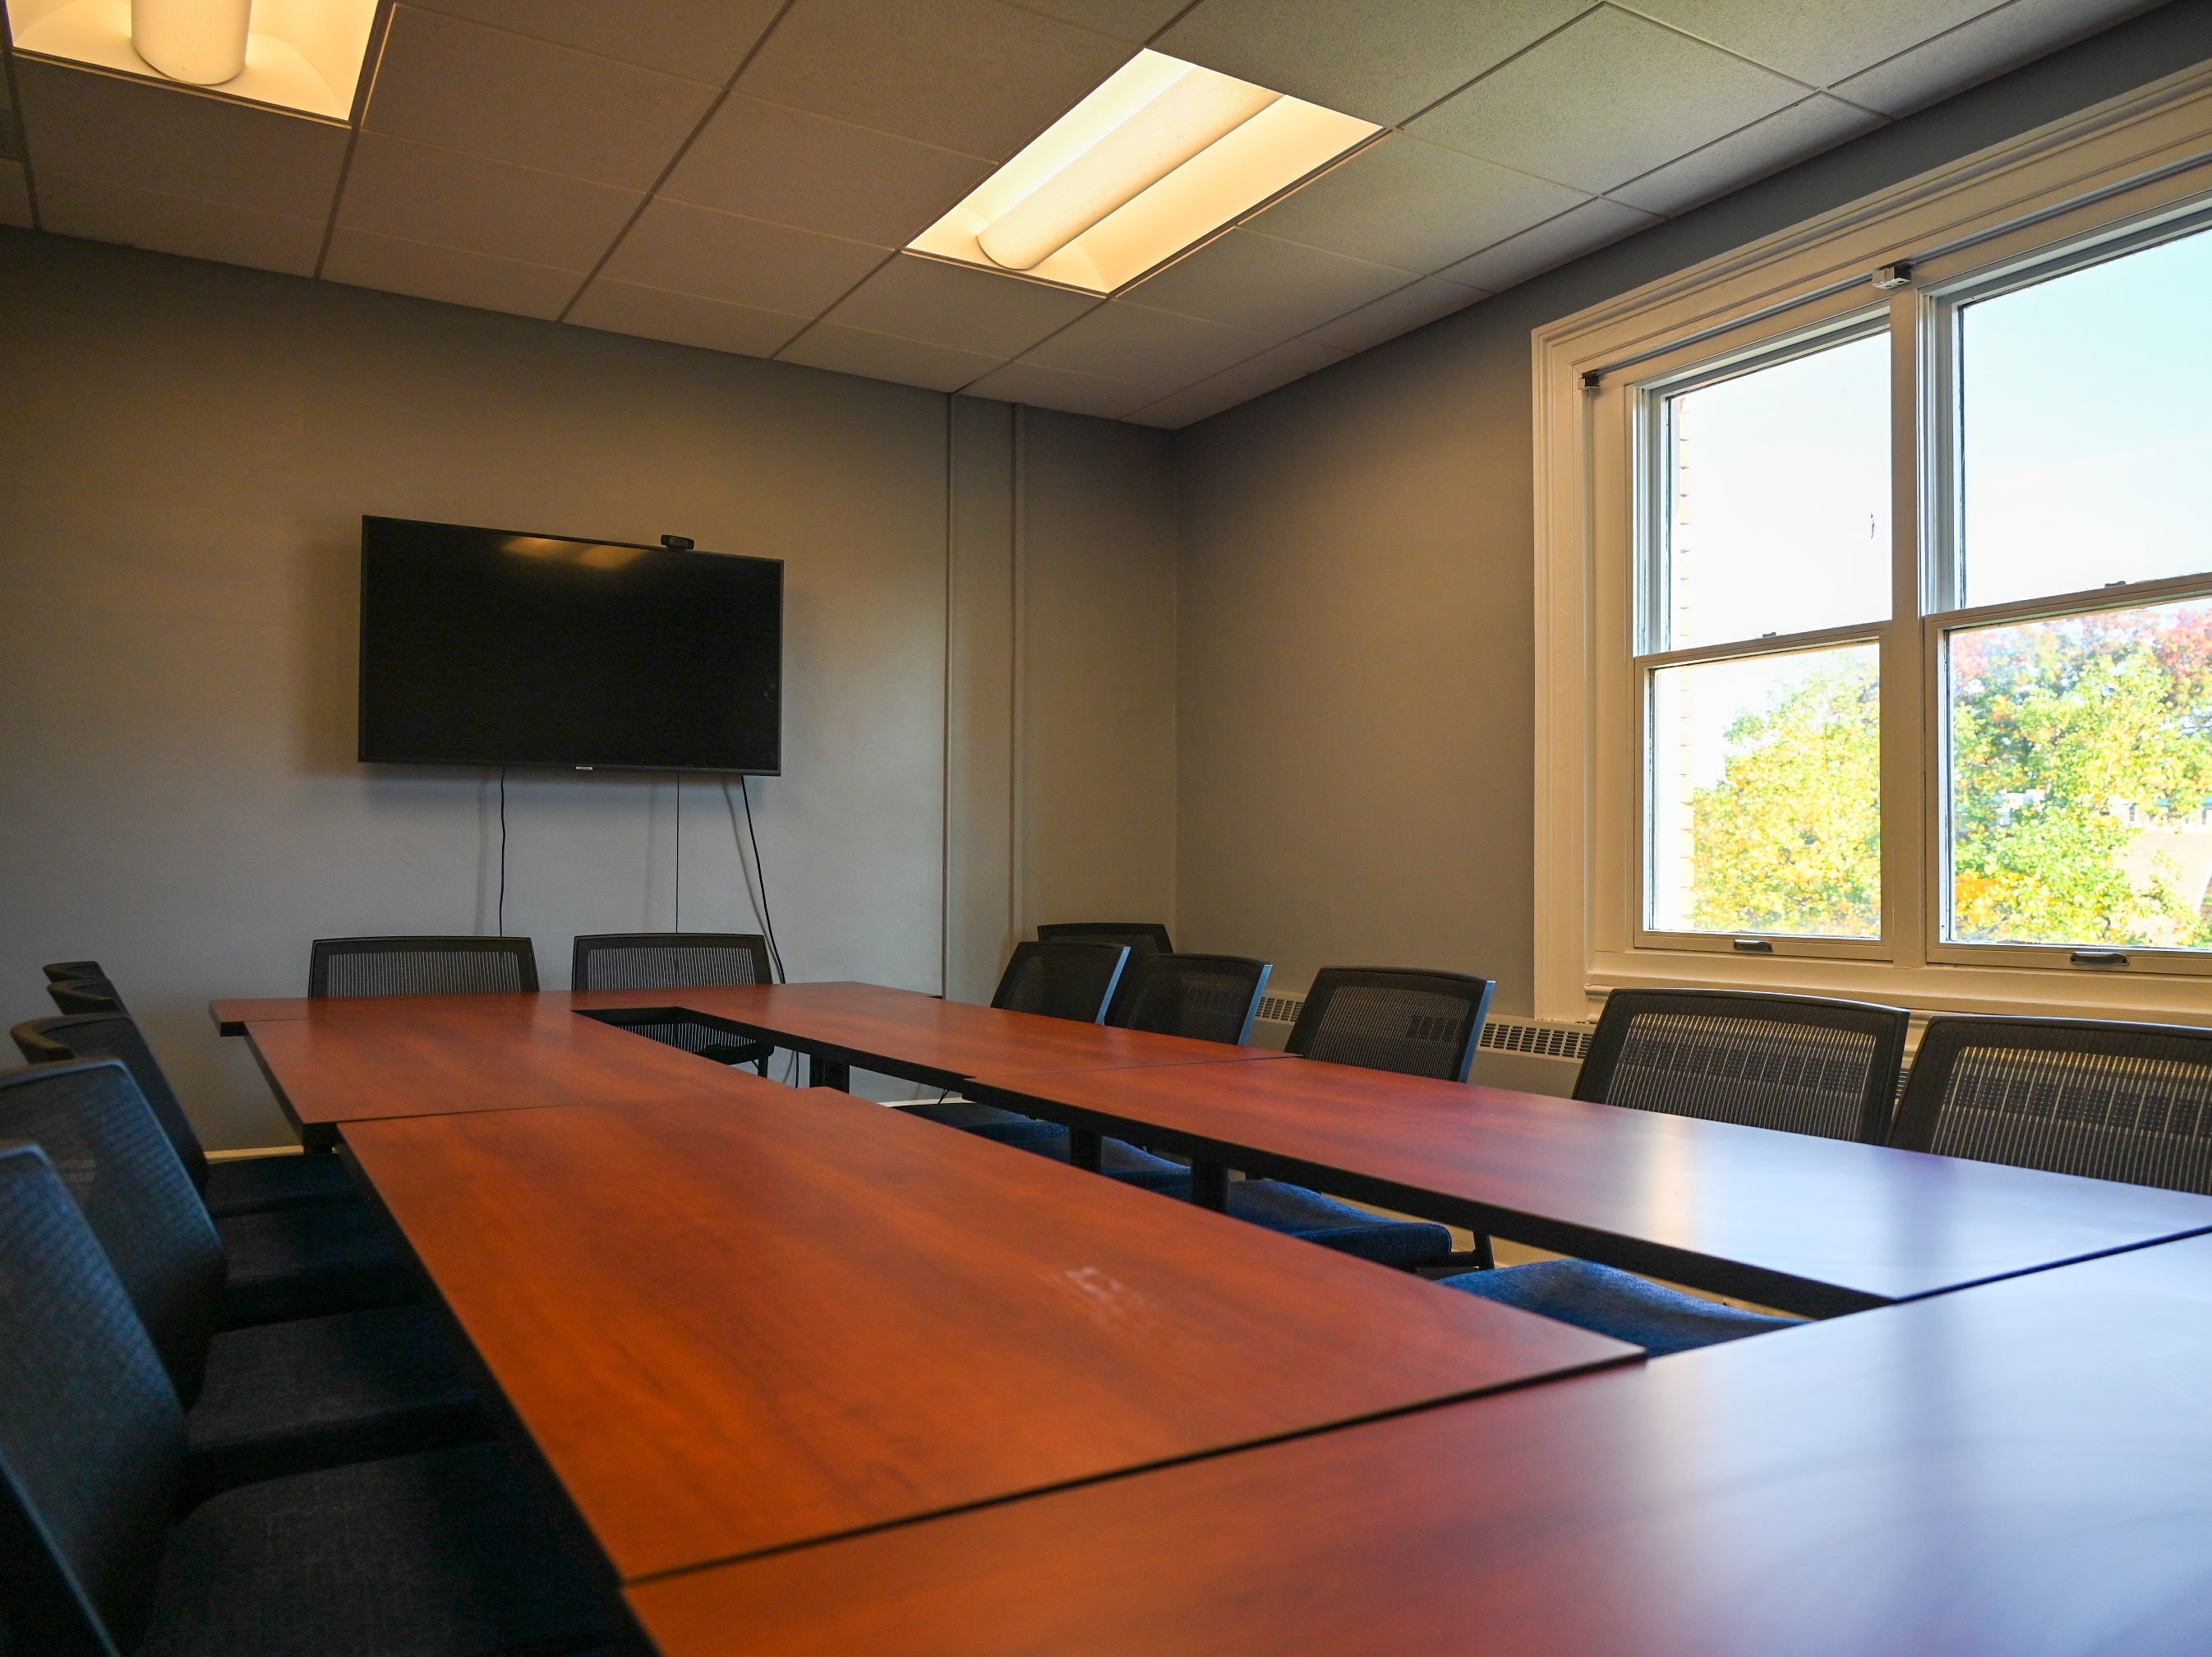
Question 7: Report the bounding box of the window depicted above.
[1534,72,2212,1023]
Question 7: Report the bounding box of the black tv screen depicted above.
[357,516,782,772]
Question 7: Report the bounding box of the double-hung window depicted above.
[1536,72,2212,1023]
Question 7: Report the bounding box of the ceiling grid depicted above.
[0,0,2165,425]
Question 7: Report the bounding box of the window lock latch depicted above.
[2069,949,2130,967]
[1732,937,1775,953]
[1870,260,1914,289]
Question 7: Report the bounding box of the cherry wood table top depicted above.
[214,981,1284,1080]
[967,1057,2212,1317]
[629,1230,2212,1657]
[236,995,784,1131]
[342,1090,1636,1582]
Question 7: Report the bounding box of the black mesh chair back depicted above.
[1893,1016,2212,1193]
[48,978,123,1015]
[0,1060,225,1402]
[572,931,773,991]
[1035,922,1173,956]
[991,941,1130,1024]
[572,932,777,1066]
[1286,968,1495,1082]
[1578,989,1911,1143]
[0,1140,186,1657]
[1115,954,1272,1045]
[42,960,105,983]
[308,935,539,998]
[12,1013,211,1192]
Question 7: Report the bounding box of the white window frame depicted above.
[1533,57,2212,1027]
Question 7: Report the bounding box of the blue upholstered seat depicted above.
[1437,1258,1802,1356]
[203,1152,360,1217]
[900,1098,1040,1133]
[980,1119,1454,1267]
[215,1200,417,1328]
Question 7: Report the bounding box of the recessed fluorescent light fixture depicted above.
[5,0,380,120]
[910,51,1378,294]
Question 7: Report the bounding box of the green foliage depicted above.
[1680,604,2212,947]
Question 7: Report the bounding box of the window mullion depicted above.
[1886,287,1931,968]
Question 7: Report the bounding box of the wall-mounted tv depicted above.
[357,516,782,773]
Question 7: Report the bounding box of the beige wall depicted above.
[1168,7,2212,1016]
[0,229,1177,1143]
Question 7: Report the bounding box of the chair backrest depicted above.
[13,1014,210,1192]
[1035,922,1174,956]
[1893,1016,2212,1193]
[1115,954,1272,1045]
[991,941,1129,1024]
[309,935,539,998]
[0,1140,186,1657]
[1286,968,1495,1082]
[1577,989,1911,1144]
[41,961,105,983]
[572,932,772,991]
[0,1061,225,1403]
[48,979,123,1016]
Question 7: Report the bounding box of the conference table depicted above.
[212,978,2212,1653]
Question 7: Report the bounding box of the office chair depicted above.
[42,958,105,982]
[48,976,124,1014]
[1892,1015,2212,1193]
[572,931,777,1071]
[1035,922,1172,1022]
[1436,987,1901,1354]
[0,1140,619,1657]
[0,1059,482,1502]
[1114,953,1271,1044]
[16,1012,357,1216]
[0,1054,415,1326]
[308,935,539,998]
[901,940,1132,1133]
[1577,988,1912,1142]
[1285,967,1495,1082]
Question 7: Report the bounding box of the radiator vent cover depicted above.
[1251,995,1591,1064]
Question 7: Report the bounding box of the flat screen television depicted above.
[357,516,782,773]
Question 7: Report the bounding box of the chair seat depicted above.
[988,1122,1453,1265]
[201,1154,360,1219]
[140,1443,619,1657]
[900,1099,1042,1133]
[1437,1259,1802,1357]
[185,1304,488,1502]
[215,1204,417,1329]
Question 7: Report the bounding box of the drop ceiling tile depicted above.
[567,277,811,357]
[1123,384,1239,429]
[35,169,325,272]
[1408,7,1803,193]
[598,196,887,315]
[408,0,783,84]
[1251,133,1587,275]
[337,132,643,272]
[365,5,718,191]
[1126,338,1348,427]
[777,321,1005,392]
[324,226,582,319]
[1021,299,1279,388]
[965,359,1156,418]
[12,58,348,219]
[736,0,1134,162]
[1302,274,1486,352]
[0,160,30,228]
[1829,0,2160,118]
[1123,228,1417,338]
[1002,0,1194,40]
[660,95,992,247]
[1621,0,1998,89]
[823,253,1100,357]
[1157,0,1592,125]
[1435,196,1659,291]
[1609,94,1885,215]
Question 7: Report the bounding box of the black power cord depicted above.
[737,774,786,984]
[496,765,509,936]
[672,772,682,931]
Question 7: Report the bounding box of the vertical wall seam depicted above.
[1009,404,1028,947]
[941,392,954,999]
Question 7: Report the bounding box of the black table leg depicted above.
[1190,1161,1230,1211]
[807,1055,851,1091]
[1068,1127,1104,1173]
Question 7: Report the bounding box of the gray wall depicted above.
[1172,0,2212,1013]
[0,230,1177,1145]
